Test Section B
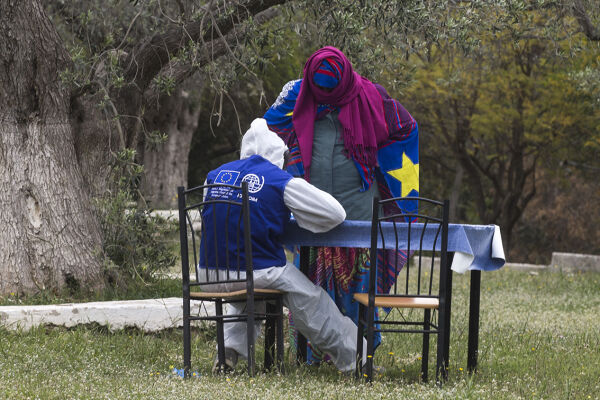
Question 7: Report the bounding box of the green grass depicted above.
[1,269,599,399]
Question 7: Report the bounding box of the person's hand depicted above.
[283,150,291,169]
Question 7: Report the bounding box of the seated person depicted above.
[198,118,365,373]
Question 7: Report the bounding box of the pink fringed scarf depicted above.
[292,47,388,178]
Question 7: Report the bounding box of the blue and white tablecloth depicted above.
[281,220,505,273]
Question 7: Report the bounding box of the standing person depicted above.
[199,118,366,373]
[264,46,419,363]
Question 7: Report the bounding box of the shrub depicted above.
[95,149,177,287]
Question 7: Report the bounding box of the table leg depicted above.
[443,253,454,374]
[467,269,481,373]
[297,246,309,364]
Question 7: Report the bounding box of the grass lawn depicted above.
[1,268,599,399]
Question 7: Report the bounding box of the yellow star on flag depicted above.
[387,152,419,197]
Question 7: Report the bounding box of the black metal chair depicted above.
[355,197,452,382]
[178,182,285,377]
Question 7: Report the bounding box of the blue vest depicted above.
[200,155,293,270]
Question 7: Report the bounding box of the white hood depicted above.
[240,118,288,169]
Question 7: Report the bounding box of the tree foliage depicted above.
[402,4,600,257]
[48,0,288,152]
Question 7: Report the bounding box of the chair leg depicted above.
[355,303,365,379]
[264,302,275,372]
[215,300,226,373]
[422,309,431,382]
[183,297,192,378]
[436,306,448,383]
[365,303,375,383]
[246,300,256,376]
[276,296,285,374]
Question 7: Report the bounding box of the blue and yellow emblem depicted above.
[214,170,240,185]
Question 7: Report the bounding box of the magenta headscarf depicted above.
[292,46,388,176]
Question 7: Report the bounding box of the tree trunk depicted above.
[0,0,104,295]
[140,86,203,209]
[71,93,121,197]
[449,163,464,221]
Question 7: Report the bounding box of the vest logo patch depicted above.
[214,170,240,185]
[241,174,264,193]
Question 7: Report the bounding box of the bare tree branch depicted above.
[144,6,281,103]
[572,0,600,40]
[124,0,288,91]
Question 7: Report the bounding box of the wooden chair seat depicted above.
[353,293,439,309]
[190,288,283,300]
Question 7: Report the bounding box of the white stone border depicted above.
[549,252,600,273]
[0,298,214,332]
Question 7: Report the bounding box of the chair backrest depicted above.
[178,182,254,289]
[369,197,450,299]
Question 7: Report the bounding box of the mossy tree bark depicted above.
[0,1,105,294]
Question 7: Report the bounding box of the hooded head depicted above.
[240,118,288,169]
[312,57,344,90]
